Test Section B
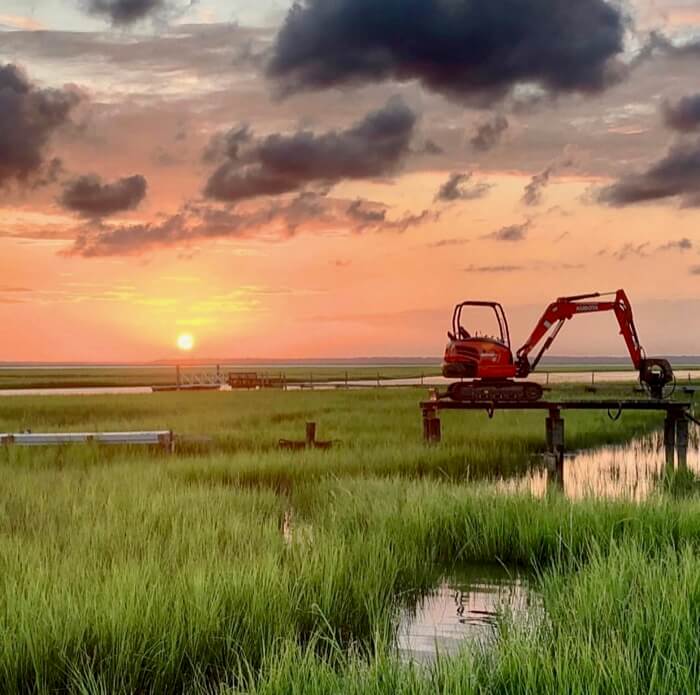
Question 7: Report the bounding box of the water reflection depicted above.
[501,431,700,501]
[396,564,538,662]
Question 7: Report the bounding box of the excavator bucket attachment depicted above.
[639,358,675,400]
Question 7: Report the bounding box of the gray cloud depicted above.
[635,31,700,64]
[202,125,253,164]
[597,139,700,207]
[465,264,523,273]
[485,221,531,242]
[0,23,267,83]
[268,0,627,105]
[428,238,469,248]
[420,139,444,155]
[204,97,417,203]
[64,193,434,257]
[0,63,80,188]
[659,238,692,252]
[663,94,700,133]
[346,199,437,232]
[60,174,147,217]
[81,0,191,25]
[434,172,492,203]
[613,242,649,260]
[465,260,583,273]
[470,115,509,151]
[522,166,554,206]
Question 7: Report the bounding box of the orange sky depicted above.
[2,0,700,361]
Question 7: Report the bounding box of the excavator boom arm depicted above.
[515,290,644,377]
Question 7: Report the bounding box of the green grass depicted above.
[0,387,699,692]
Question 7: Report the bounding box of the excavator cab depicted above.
[443,302,517,381]
[448,301,511,347]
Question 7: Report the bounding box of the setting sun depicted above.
[177,333,195,351]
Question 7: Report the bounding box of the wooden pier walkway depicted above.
[420,397,694,472]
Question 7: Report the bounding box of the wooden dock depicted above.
[420,396,694,472]
[228,372,286,390]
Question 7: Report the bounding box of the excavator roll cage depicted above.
[449,301,511,348]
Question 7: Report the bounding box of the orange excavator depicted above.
[442,290,674,402]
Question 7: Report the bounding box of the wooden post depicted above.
[664,413,677,469]
[677,416,689,470]
[377,372,381,388]
[422,407,441,444]
[306,422,316,447]
[545,409,565,480]
[176,365,181,391]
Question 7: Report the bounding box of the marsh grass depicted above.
[0,388,698,692]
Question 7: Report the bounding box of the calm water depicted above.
[500,431,700,501]
[396,564,539,662]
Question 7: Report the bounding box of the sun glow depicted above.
[177,333,195,351]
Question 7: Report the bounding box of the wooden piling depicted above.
[305,422,317,447]
[664,413,677,469]
[677,417,689,470]
[422,407,441,444]
[545,409,565,479]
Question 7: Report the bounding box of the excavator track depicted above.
[446,380,543,403]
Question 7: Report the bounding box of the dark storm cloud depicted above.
[663,94,700,133]
[81,0,192,25]
[60,174,148,217]
[522,166,554,206]
[597,139,700,207]
[0,63,80,188]
[434,172,492,203]
[268,0,627,105]
[485,221,530,242]
[65,193,434,257]
[204,98,417,203]
[470,115,509,152]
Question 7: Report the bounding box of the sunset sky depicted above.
[2,0,700,361]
